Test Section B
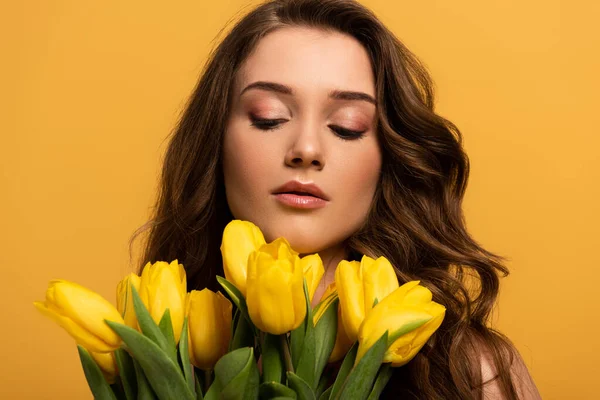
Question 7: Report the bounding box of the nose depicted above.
[284,125,325,170]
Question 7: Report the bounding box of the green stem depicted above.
[280,334,294,374]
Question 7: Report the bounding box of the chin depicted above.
[260,222,339,255]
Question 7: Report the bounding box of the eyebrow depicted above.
[240,81,377,106]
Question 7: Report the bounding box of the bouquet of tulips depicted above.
[34,220,445,399]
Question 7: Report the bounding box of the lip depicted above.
[272,181,329,209]
[272,181,329,200]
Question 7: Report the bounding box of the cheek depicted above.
[338,143,381,205]
[222,123,276,217]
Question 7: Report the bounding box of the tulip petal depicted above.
[361,256,399,314]
[356,281,446,368]
[48,281,124,348]
[34,301,117,353]
[139,261,187,344]
[90,351,118,384]
[254,264,297,334]
[117,274,141,330]
[335,260,364,342]
[300,254,324,302]
[220,220,266,296]
[386,303,446,367]
[187,289,232,370]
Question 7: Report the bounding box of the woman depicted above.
[130,0,541,398]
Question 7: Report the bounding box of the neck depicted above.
[303,243,349,307]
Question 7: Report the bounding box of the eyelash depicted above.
[249,116,366,140]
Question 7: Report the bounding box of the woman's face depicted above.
[223,26,381,254]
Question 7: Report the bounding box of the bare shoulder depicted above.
[476,339,542,400]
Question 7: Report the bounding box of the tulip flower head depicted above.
[186,289,233,370]
[246,238,306,334]
[335,255,399,342]
[34,280,124,353]
[355,281,446,367]
[138,260,187,344]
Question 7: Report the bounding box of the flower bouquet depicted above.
[34,220,445,399]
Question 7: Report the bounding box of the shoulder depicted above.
[475,337,542,400]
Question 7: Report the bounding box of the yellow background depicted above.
[2,1,598,398]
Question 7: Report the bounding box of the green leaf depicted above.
[318,386,332,400]
[205,347,259,400]
[77,345,117,400]
[259,382,298,399]
[366,364,393,400]
[387,316,432,346]
[287,372,316,400]
[178,317,196,396]
[261,334,284,384]
[336,332,388,400]
[230,309,255,351]
[114,349,136,400]
[314,373,330,399]
[294,280,317,387]
[216,276,256,334]
[132,357,157,400]
[158,308,176,351]
[130,285,177,365]
[312,298,338,388]
[328,343,357,400]
[290,316,306,370]
[106,320,195,400]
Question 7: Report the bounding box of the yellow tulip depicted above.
[299,254,325,302]
[220,220,266,296]
[116,273,141,329]
[355,281,446,366]
[34,280,124,353]
[313,282,353,363]
[186,289,232,370]
[138,260,187,344]
[335,255,399,342]
[246,238,306,334]
[90,351,118,384]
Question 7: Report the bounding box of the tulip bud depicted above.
[138,260,187,344]
[220,220,266,296]
[299,254,325,302]
[356,281,446,367]
[246,238,306,334]
[186,289,232,370]
[34,280,124,353]
[335,256,399,342]
[116,273,141,329]
[90,351,118,384]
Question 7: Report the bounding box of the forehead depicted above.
[237,26,375,97]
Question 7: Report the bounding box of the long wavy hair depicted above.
[129,0,520,398]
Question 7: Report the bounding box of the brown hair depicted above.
[130,0,521,398]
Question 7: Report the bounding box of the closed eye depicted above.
[249,116,366,141]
